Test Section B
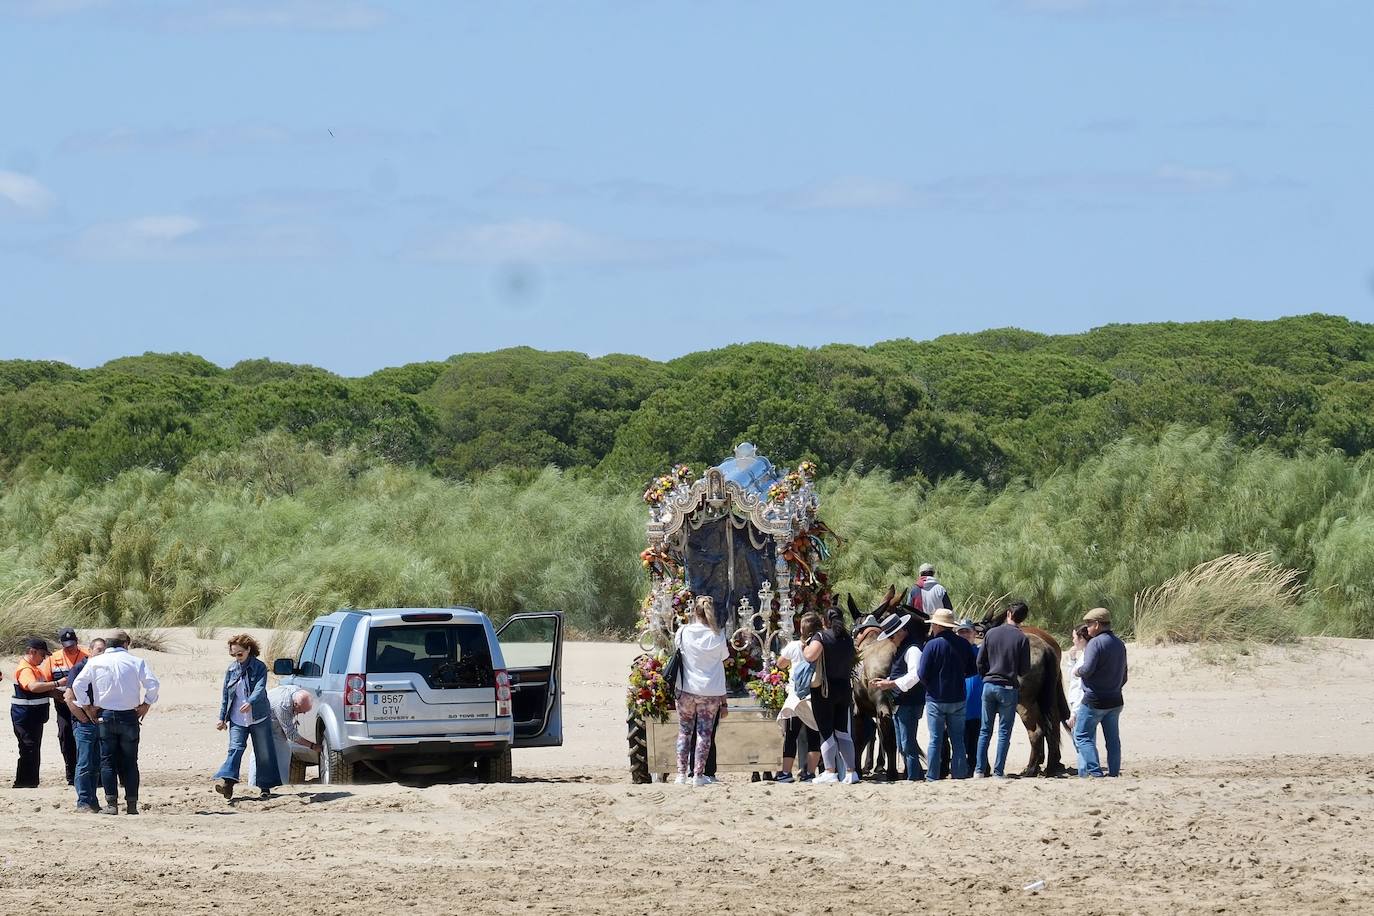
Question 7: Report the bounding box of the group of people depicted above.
[667,562,1130,785]
[8,629,318,812]
[8,628,158,813]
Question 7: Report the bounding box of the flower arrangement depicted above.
[673,463,694,483]
[767,482,791,504]
[627,651,672,722]
[723,642,763,694]
[643,464,695,506]
[746,663,788,713]
[797,459,817,479]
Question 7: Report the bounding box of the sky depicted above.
[1,0,1371,376]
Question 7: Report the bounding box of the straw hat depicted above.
[928,609,958,630]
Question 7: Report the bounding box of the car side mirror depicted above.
[272,658,296,676]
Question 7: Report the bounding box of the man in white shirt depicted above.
[68,629,160,815]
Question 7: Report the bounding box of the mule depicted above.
[976,611,1071,777]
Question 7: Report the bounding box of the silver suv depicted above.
[272,608,563,784]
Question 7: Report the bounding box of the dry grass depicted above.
[261,595,318,664]
[1133,553,1302,645]
[0,581,88,655]
[955,592,1015,627]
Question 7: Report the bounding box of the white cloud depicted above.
[1012,0,1222,16]
[406,218,752,267]
[174,1,389,31]
[1,0,389,30]
[0,170,57,215]
[60,214,340,260]
[783,177,916,211]
[59,121,432,155]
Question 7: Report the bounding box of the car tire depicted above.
[478,748,512,783]
[320,733,353,785]
[288,757,308,785]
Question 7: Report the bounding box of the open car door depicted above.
[496,611,564,748]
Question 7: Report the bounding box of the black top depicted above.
[813,628,854,692]
[978,623,1031,689]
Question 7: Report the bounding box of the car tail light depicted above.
[495,669,511,718]
[345,673,366,721]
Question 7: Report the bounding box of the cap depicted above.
[1082,607,1111,625]
[876,614,912,641]
[956,618,976,632]
[58,627,78,644]
[24,637,51,654]
[918,563,936,575]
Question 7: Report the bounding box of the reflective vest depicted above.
[10,660,52,723]
[46,647,86,684]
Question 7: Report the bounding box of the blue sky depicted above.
[2,0,1371,376]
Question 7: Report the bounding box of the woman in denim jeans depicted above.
[213,634,280,800]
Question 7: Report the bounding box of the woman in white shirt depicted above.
[775,612,823,782]
[674,596,730,786]
[1063,625,1089,727]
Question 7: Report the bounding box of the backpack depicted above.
[791,658,815,700]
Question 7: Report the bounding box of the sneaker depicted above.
[842,772,861,785]
[102,804,119,815]
[75,804,95,813]
[812,772,840,784]
[674,774,688,785]
[972,772,987,779]
[258,789,273,800]
[692,775,718,787]
[214,778,235,799]
[774,772,795,784]
[798,770,814,782]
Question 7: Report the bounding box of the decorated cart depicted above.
[627,443,832,782]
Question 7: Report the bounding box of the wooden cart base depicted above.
[630,698,783,782]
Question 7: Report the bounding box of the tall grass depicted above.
[1132,554,1302,645]
[1,428,1372,641]
[0,581,86,655]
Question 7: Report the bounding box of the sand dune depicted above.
[3,631,1373,914]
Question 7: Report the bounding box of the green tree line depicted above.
[3,314,1371,485]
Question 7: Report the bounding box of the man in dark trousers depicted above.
[11,638,60,788]
[1073,607,1128,777]
[917,609,977,781]
[976,601,1031,778]
[42,626,89,786]
[869,612,926,781]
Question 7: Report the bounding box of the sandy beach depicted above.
[3,631,1373,915]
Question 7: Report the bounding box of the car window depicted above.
[302,625,333,678]
[327,615,361,675]
[296,626,323,676]
[498,614,558,668]
[366,624,494,688]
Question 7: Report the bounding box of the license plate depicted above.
[370,692,413,721]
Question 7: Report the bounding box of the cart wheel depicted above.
[628,712,651,784]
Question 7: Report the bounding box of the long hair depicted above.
[799,611,823,639]
[692,596,718,633]
[825,606,849,639]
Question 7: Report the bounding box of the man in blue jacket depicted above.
[1072,608,1128,777]
[917,609,978,781]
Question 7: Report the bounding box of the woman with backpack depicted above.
[801,607,860,783]
[673,596,730,786]
[774,611,824,783]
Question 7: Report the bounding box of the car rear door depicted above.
[364,615,498,738]
[292,623,334,743]
[496,611,564,748]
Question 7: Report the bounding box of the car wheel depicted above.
[477,748,512,783]
[288,757,308,785]
[320,733,353,785]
